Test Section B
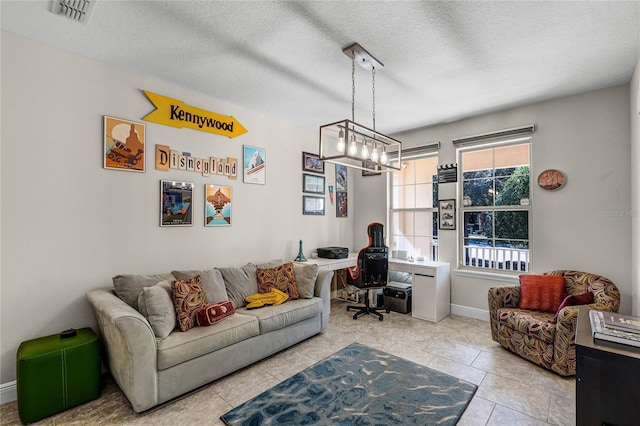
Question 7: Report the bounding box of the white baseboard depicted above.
[451,304,490,322]
[1,381,17,404]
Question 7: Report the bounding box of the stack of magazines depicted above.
[589,310,640,348]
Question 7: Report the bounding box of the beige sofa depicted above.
[86,260,333,412]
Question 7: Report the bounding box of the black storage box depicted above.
[383,282,412,314]
[317,246,349,259]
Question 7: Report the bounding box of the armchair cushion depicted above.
[518,274,565,313]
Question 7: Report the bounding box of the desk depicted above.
[296,254,358,301]
[575,306,640,425]
[389,259,450,323]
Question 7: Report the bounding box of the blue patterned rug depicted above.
[221,342,477,425]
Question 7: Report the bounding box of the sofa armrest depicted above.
[314,269,334,331]
[488,286,520,315]
[86,288,159,412]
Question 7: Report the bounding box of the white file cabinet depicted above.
[388,259,451,323]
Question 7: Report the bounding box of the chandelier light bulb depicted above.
[336,129,345,153]
[348,134,358,156]
[380,147,388,165]
[361,140,369,159]
[371,145,379,162]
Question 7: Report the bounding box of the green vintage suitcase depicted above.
[17,328,101,424]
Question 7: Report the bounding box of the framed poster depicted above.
[303,174,325,194]
[303,195,325,215]
[438,199,456,230]
[205,184,232,226]
[302,151,324,174]
[160,180,194,227]
[335,164,347,191]
[104,116,145,172]
[336,191,348,218]
[243,145,266,184]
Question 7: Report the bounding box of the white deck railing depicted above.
[464,245,529,272]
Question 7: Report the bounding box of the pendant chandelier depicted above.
[319,43,402,173]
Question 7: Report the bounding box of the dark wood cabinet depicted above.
[575,306,640,426]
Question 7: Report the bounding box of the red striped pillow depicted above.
[196,301,235,326]
[518,275,565,313]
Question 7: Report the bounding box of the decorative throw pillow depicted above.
[112,272,176,310]
[293,263,319,299]
[172,269,229,304]
[552,292,594,323]
[171,275,209,332]
[518,274,566,313]
[218,260,283,308]
[257,262,299,299]
[196,301,235,326]
[138,281,176,339]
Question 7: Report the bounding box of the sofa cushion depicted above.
[196,301,235,326]
[237,297,321,334]
[171,276,209,332]
[112,272,176,310]
[497,308,556,343]
[257,262,299,299]
[156,313,259,370]
[518,274,565,313]
[293,263,319,299]
[219,259,284,309]
[172,269,228,304]
[138,280,176,339]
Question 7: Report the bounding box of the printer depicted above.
[317,246,349,259]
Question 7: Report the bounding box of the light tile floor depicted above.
[0,300,576,425]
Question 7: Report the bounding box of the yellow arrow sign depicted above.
[142,90,248,139]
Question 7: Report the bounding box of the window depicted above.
[459,142,531,272]
[389,156,439,260]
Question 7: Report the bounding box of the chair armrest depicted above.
[314,269,334,331]
[85,288,158,412]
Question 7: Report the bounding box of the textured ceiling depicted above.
[2,1,639,134]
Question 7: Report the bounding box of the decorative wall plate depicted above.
[537,169,565,191]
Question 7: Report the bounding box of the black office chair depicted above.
[346,222,389,321]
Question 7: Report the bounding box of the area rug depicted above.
[220,342,477,425]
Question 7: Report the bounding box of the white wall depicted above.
[631,58,640,317]
[0,31,356,384]
[355,85,633,317]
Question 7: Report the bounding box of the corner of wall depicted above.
[631,57,640,316]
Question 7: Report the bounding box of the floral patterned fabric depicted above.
[488,270,620,376]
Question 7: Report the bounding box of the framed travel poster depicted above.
[336,191,348,217]
[335,164,347,191]
[303,195,325,215]
[104,116,145,172]
[302,151,324,174]
[160,180,194,227]
[205,185,232,226]
[243,145,266,184]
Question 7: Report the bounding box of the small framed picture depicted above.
[205,184,232,226]
[335,164,347,191]
[303,195,325,215]
[160,180,194,227]
[243,145,266,184]
[438,199,456,230]
[104,116,145,172]
[336,191,348,217]
[362,161,381,176]
[303,173,325,194]
[302,151,324,174]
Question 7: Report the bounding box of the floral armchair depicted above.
[488,270,620,376]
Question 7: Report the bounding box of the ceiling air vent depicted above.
[50,0,96,25]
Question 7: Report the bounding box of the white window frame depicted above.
[387,153,439,261]
[457,138,532,275]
